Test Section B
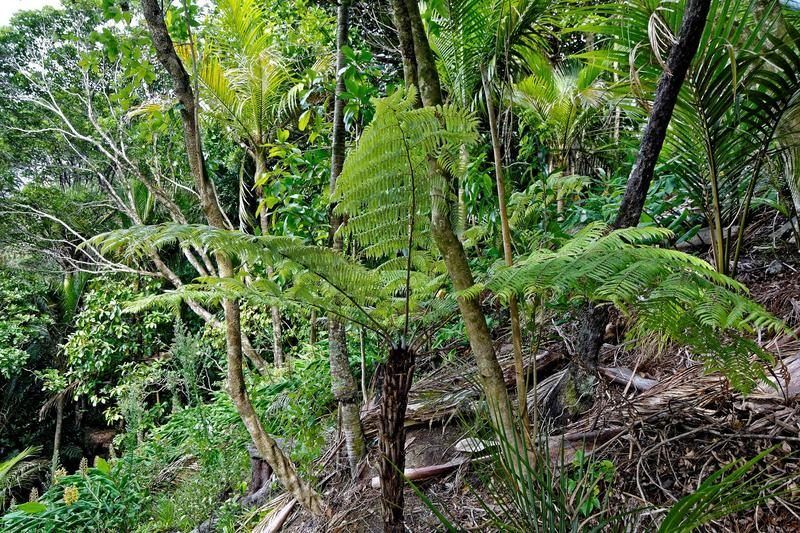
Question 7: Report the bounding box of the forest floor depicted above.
[267,229,800,532]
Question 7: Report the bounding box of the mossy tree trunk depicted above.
[390,0,519,447]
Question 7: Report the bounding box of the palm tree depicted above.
[514,60,611,214]
[601,0,800,275]
[0,447,45,509]
[187,0,298,366]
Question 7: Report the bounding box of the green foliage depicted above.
[333,86,477,258]
[426,0,555,109]
[63,277,172,404]
[1,459,147,532]
[567,450,615,517]
[0,447,46,510]
[0,271,52,379]
[481,223,786,392]
[658,447,786,532]
[588,0,800,273]
[514,60,610,172]
[468,415,619,532]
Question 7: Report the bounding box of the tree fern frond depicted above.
[488,224,788,392]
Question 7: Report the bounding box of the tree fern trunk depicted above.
[379,343,415,533]
[269,301,284,367]
[328,0,365,477]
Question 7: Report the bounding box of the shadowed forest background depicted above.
[1,0,800,531]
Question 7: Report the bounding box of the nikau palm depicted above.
[595,0,800,274]
[186,0,299,367]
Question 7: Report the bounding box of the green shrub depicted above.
[1,458,147,532]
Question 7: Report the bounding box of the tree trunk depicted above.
[269,301,285,367]
[51,395,64,473]
[481,66,529,434]
[328,0,365,477]
[391,0,518,444]
[140,0,326,515]
[571,0,711,384]
[612,0,711,231]
[254,151,286,368]
[329,319,364,474]
[379,343,415,533]
[225,302,326,515]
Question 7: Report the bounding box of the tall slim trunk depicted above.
[329,320,364,474]
[140,0,326,515]
[481,67,529,433]
[309,309,317,345]
[328,0,365,477]
[255,151,286,368]
[225,299,326,515]
[391,0,518,442]
[572,0,711,379]
[51,395,64,473]
[457,145,468,238]
[379,343,415,533]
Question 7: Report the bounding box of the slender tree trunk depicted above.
[391,0,518,443]
[481,67,529,433]
[612,0,711,230]
[255,151,286,368]
[225,300,326,515]
[457,145,468,238]
[328,0,365,477]
[379,343,415,533]
[51,395,64,473]
[269,302,285,367]
[309,309,317,345]
[140,0,326,515]
[571,0,711,385]
[360,327,368,405]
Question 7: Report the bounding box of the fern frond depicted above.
[333,87,478,259]
[488,224,788,392]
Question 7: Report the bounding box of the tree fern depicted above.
[332,86,478,259]
[89,222,459,345]
[479,222,787,392]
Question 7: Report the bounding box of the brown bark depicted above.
[51,395,64,473]
[328,0,365,477]
[391,0,518,446]
[140,0,325,515]
[569,0,711,410]
[370,458,468,489]
[379,344,415,533]
[612,0,711,230]
[481,66,529,433]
